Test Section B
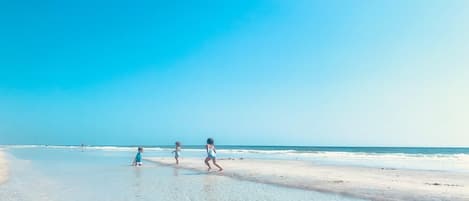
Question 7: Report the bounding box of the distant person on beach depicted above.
[205,138,223,171]
[133,147,143,166]
[172,141,181,165]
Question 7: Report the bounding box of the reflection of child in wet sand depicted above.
[133,147,143,166]
[172,141,181,165]
[204,138,223,171]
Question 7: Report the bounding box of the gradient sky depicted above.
[1,0,468,146]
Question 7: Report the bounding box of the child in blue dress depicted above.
[204,138,223,171]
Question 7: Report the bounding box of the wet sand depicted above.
[0,150,7,184]
[146,157,469,201]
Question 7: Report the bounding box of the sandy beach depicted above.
[0,150,7,184]
[146,157,469,201]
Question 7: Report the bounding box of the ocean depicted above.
[4,145,469,172]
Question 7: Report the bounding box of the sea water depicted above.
[5,145,469,172]
[0,147,365,201]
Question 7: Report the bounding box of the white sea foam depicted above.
[218,149,297,154]
[2,145,44,149]
[3,145,167,152]
[215,148,469,161]
[77,146,165,152]
[214,149,469,172]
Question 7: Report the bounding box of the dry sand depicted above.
[0,150,8,184]
[146,157,469,201]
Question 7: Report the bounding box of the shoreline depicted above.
[146,157,469,201]
[0,149,8,184]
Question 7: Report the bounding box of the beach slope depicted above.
[146,157,469,201]
[0,150,7,184]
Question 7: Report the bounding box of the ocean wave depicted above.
[283,151,469,160]
[4,145,469,162]
[3,145,45,149]
[3,145,167,152]
[211,148,469,161]
[79,146,165,152]
[218,149,297,155]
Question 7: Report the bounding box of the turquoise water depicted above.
[5,145,469,172]
[16,145,469,154]
[156,145,469,155]
[0,148,365,201]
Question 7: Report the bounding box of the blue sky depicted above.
[1,0,468,146]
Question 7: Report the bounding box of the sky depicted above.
[0,0,468,146]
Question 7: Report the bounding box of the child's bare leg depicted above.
[175,157,179,165]
[212,158,223,171]
[204,157,212,171]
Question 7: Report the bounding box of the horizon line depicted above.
[2,144,469,149]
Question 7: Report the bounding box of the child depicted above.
[133,147,143,166]
[172,141,181,165]
[204,138,223,171]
